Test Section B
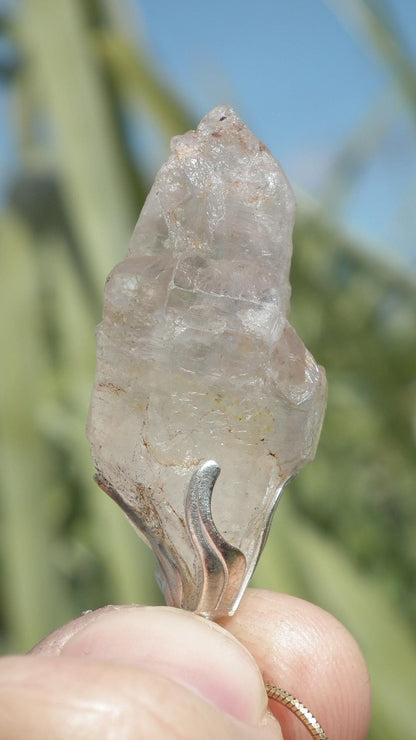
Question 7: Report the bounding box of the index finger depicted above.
[219,589,371,740]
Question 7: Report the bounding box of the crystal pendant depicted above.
[87,105,327,618]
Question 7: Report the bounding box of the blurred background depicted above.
[0,0,415,736]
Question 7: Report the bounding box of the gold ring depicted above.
[266,683,329,739]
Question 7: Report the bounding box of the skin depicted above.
[0,589,371,739]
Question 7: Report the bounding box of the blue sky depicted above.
[133,0,416,269]
[0,0,415,268]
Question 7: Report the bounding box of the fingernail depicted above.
[59,606,268,725]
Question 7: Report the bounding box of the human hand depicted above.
[0,589,371,739]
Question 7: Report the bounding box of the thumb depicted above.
[0,606,280,739]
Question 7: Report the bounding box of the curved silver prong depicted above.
[185,460,246,618]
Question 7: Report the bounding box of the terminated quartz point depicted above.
[87,105,327,618]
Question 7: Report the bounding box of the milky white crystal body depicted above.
[87,105,327,616]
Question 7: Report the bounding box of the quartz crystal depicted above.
[87,104,327,618]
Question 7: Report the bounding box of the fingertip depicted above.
[220,589,371,740]
[0,655,282,740]
[32,605,272,727]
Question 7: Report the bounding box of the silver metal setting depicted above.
[97,460,292,620]
[151,459,293,619]
[184,460,246,618]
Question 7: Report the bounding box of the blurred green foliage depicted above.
[0,1,415,737]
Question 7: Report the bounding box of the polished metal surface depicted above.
[185,460,246,618]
